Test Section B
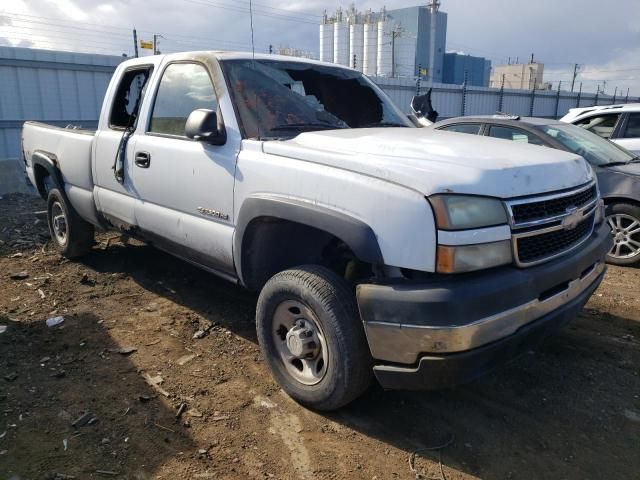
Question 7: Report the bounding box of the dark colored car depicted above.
[430,115,640,266]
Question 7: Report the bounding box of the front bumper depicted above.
[356,222,612,390]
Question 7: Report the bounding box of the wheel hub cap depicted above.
[285,321,319,359]
[607,213,640,259]
[51,202,68,245]
[272,300,328,386]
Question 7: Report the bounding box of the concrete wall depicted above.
[0,158,33,195]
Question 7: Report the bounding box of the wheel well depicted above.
[33,163,51,199]
[603,197,640,208]
[240,217,371,291]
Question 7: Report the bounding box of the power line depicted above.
[0,13,271,55]
[177,0,319,24]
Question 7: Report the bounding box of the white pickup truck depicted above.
[22,52,611,410]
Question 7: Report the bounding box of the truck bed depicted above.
[22,121,96,193]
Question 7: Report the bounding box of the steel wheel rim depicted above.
[607,213,640,259]
[272,299,328,386]
[51,201,68,246]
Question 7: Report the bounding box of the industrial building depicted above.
[489,62,547,90]
[443,52,491,87]
[319,2,447,80]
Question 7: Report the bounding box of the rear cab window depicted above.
[109,67,153,130]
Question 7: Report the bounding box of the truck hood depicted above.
[604,161,640,177]
[262,128,593,198]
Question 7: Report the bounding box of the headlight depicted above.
[437,241,512,273]
[429,195,508,230]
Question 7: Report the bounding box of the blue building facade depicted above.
[442,52,491,86]
[386,6,447,81]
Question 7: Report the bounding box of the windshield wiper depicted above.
[359,121,409,128]
[269,122,347,132]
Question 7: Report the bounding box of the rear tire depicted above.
[605,203,640,266]
[256,265,372,411]
[47,188,94,258]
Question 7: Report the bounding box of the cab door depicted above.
[93,65,153,228]
[129,61,237,275]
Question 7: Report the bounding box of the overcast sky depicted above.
[1,0,639,95]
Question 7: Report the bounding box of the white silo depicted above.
[333,21,349,66]
[377,16,393,77]
[332,8,349,66]
[363,20,378,76]
[319,22,334,63]
[349,23,364,71]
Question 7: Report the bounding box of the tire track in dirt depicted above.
[254,395,313,479]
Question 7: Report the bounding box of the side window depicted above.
[487,125,544,145]
[439,123,482,135]
[109,67,152,129]
[574,113,621,139]
[623,113,640,138]
[149,63,217,137]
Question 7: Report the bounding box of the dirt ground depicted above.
[0,193,639,480]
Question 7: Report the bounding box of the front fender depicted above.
[234,195,384,285]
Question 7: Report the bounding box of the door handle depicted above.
[135,151,151,168]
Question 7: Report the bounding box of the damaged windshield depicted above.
[221,59,412,139]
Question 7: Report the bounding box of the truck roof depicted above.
[123,50,343,69]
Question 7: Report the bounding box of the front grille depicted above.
[516,214,595,264]
[511,184,597,224]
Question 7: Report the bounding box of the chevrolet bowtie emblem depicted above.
[561,206,582,230]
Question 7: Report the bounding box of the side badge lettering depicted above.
[197,207,229,220]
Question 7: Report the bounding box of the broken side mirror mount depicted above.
[185,109,227,145]
[410,88,438,127]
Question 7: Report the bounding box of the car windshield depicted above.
[536,123,635,166]
[221,59,413,139]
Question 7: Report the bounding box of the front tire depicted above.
[256,265,372,411]
[605,203,640,266]
[47,188,94,258]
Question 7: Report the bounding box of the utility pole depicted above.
[612,86,617,104]
[133,29,139,58]
[625,87,630,104]
[570,63,579,92]
[576,82,582,107]
[390,27,402,78]
[153,34,159,55]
